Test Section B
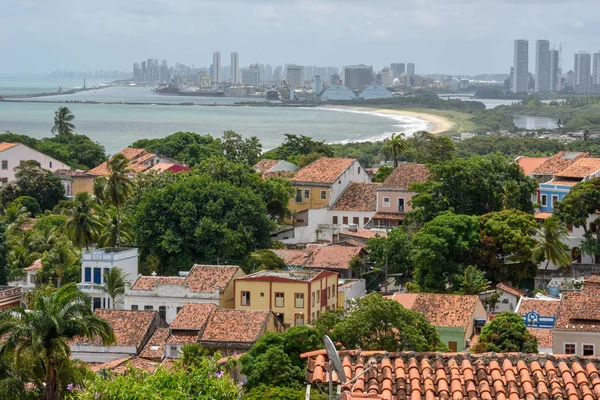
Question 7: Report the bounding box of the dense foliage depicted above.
[456,136,564,158]
[471,311,538,353]
[262,134,334,166]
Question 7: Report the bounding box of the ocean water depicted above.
[0,77,432,154]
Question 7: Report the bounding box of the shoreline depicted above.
[318,105,454,134]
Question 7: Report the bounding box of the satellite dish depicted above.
[323,335,346,384]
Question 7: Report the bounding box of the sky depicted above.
[2,0,600,76]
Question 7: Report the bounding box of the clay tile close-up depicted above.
[199,309,270,344]
[291,158,356,184]
[72,310,156,348]
[169,303,216,330]
[332,182,381,211]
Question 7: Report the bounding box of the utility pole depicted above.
[384,248,389,293]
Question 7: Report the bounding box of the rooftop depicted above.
[380,163,429,189]
[130,265,241,293]
[24,258,42,272]
[516,156,549,176]
[291,158,356,184]
[332,182,381,211]
[372,212,406,221]
[138,328,169,360]
[87,147,176,175]
[496,283,526,298]
[235,269,333,283]
[555,157,600,179]
[271,249,311,266]
[72,310,156,348]
[169,303,216,330]
[516,298,561,317]
[556,290,600,332]
[253,159,279,173]
[304,245,364,271]
[531,151,590,176]
[200,309,271,344]
[0,142,20,152]
[339,228,383,240]
[528,328,554,348]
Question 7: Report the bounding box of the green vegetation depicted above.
[241,249,286,274]
[52,106,75,136]
[452,265,491,295]
[367,228,412,286]
[456,135,564,158]
[532,217,572,275]
[471,311,538,353]
[381,132,408,168]
[262,134,333,166]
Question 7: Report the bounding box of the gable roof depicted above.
[303,351,600,400]
[387,292,419,309]
[304,245,363,271]
[516,156,549,176]
[339,228,384,240]
[380,163,429,189]
[271,249,311,266]
[169,303,216,330]
[72,310,156,347]
[0,142,20,152]
[87,147,161,175]
[199,309,271,344]
[531,151,590,175]
[496,283,526,298]
[555,290,600,332]
[516,298,560,317]
[130,265,241,293]
[131,276,186,291]
[331,182,380,211]
[291,158,356,184]
[555,157,600,179]
[253,159,279,173]
[138,328,169,360]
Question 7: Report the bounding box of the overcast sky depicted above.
[3,0,599,75]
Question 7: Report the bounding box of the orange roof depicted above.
[548,179,581,186]
[534,212,553,220]
[531,151,590,175]
[304,245,363,271]
[556,290,600,332]
[555,157,600,179]
[271,249,311,266]
[516,298,560,317]
[72,310,157,347]
[332,182,380,211]
[0,142,20,152]
[199,309,271,344]
[496,283,526,298]
[516,156,549,176]
[130,265,241,294]
[339,228,384,240]
[291,158,356,184]
[166,332,199,344]
[388,292,419,309]
[253,159,279,173]
[24,258,42,272]
[381,163,429,188]
[131,276,186,290]
[138,328,169,360]
[372,212,406,221]
[87,147,154,175]
[528,328,553,348]
[169,303,216,330]
[304,351,600,399]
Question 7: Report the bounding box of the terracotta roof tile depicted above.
[90,357,161,374]
[332,182,381,211]
[24,258,42,272]
[516,298,560,317]
[535,211,553,219]
[304,351,600,400]
[528,328,553,348]
[72,310,157,347]
[531,151,590,175]
[388,292,419,309]
[339,229,383,240]
[585,274,600,285]
[138,328,169,360]
[131,276,186,290]
[167,332,200,344]
[516,156,549,176]
[556,158,600,179]
[343,239,367,249]
[496,283,526,298]
[87,147,154,175]
[199,309,270,344]
[0,142,20,152]
[381,163,429,188]
[130,265,241,293]
[372,212,406,221]
[271,249,311,266]
[234,269,335,283]
[304,245,364,271]
[548,179,582,186]
[253,159,279,173]
[291,158,357,184]
[169,303,216,330]
[556,290,600,332]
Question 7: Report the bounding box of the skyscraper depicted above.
[574,52,591,87]
[407,63,415,77]
[343,65,372,90]
[593,52,600,85]
[550,49,561,92]
[212,52,221,86]
[512,39,529,93]
[285,64,304,89]
[231,52,239,84]
[390,63,405,77]
[535,40,551,92]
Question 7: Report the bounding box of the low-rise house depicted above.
[271,248,311,268]
[124,264,244,323]
[553,289,600,356]
[337,227,383,245]
[516,297,560,354]
[87,147,184,177]
[369,163,428,230]
[303,244,365,279]
[0,142,71,184]
[9,258,42,297]
[138,327,170,360]
[337,279,366,309]
[234,269,338,328]
[0,285,21,310]
[480,283,526,313]
[147,163,190,173]
[71,309,160,363]
[389,293,488,351]
[253,159,298,178]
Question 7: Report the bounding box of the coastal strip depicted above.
[318,105,454,134]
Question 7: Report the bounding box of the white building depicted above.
[358,85,392,100]
[231,52,239,84]
[77,248,139,310]
[338,279,366,308]
[124,265,244,324]
[286,64,304,89]
[241,67,260,87]
[8,259,42,301]
[512,39,529,93]
[319,85,356,101]
[480,283,525,313]
[0,142,70,184]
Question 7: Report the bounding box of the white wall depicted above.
[0,144,70,182]
[339,279,366,308]
[80,248,139,284]
[329,160,370,207]
[71,345,138,363]
[479,290,518,313]
[285,208,374,245]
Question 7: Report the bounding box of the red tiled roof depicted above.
[381,163,429,188]
[548,179,582,187]
[24,258,42,272]
[304,351,600,400]
[535,212,553,220]
[131,276,186,290]
[291,158,356,184]
[148,163,190,173]
[516,156,549,176]
[516,298,560,317]
[304,245,363,271]
[387,292,419,309]
[0,142,20,152]
[531,151,590,175]
[253,159,279,173]
[496,283,526,298]
[87,147,154,175]
[271,249,311,266]
[199,309,270,344]
[372,212,406,221]
[90,357,161,374]
[343,239,367,249]
[528,328,553,348]
[169,303,216,330]
[585,274,600,285]
[130,265,241,293]
[167,332,199,344]
[555,158,600,179]
[339,229,384,240]
[138,328,169,360]
[72,310,157,347]
[556,290,600,332]
[332,182,381,211]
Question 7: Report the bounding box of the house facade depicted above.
[0,142,71,184]
[234,269,338,328]
[553,289,600,356]
[0,286,21,310]
[253,159,298,178]
[87,147,185,177]
[515,297,560,354]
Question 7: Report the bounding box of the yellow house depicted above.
[289,158,370,213]
[233,269,338,329]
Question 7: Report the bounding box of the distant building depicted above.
[535,40,551,93]
[390,63,405,77]
[241,65,260,87]
[553,289,600,356]
[313,74,323,94]
[594,52,600,85]
[212,51,221,86]
[0,142,71,185]
[230,52,239,84]
[286,64,304,89]
[406,63,415,78]
[512,39,529,93]
[344,65,372,90]
[573,51,597,93]
[358,85,392,100]
[319,85,356,101]
[550,49,561,92]
[515,297,560,354]
[0,285,21,310]
[252,159,298,179]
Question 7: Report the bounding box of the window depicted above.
[357,167,361,174]
[241,291,251,306]
[567,223,573,232]
[84,267,91,283]
[1,161,7,170]
[383,197,390,207]
[541,195,548,207]
[275,313,284,324]
[364,217,369,225]
[565,343,576,354]
[103,268,109,283]
[551,195,559,207]
[331,284,336,297]
[316,290,320,303]
[312,312,315,321]
[321,190,327,200]
[312,292,315,307]
[93,268,102,284]
[159,306,167,321]
[49,161,52,168]
[295,313,304,326]
[93,297,101,310]
[304,189,310,199]
[295,189,302,203]
[275,292,284,307]
[327,286,331,299]
[316,311,320,318]
[333,216,338,224]
[448,341,458,352]
[398,198,405,212]
[583,344,595,356]
[144,305,153,310]
[295,293,304,308]
[343,216,348,224]
[353,217,359,224]
[131,305,138,310]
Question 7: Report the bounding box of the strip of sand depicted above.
[319,105,454,134]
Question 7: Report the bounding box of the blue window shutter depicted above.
[93,268,102,284]
[85,268,91,282]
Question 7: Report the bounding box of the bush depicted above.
[14,196,42,216]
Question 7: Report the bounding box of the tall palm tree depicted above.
[453,265,491,295]
[0,284,115,400]
[1,203,30,234]
[381,132,408,168]
[62,192,102,251]
[97,206,133,247]
[102,267,127,309]
[51,107,75,136]
[533,216,572,276]
[41,240,78,287]
[99,154,133,248]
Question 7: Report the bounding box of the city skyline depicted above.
[2,0,600,75]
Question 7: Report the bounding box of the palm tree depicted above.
[102,267,127,309]
[41,240,78,287]
[97,206,133,247]
[51,107,75,136]
[381,132,408,168]
[533,216,572,277]
[0,284,115,400]
[453,265,491,295]
[1,203,30,233]
[100,154,133,247]
[62,192,102,251]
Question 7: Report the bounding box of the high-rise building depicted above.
[406,63,415,78]
[231,52,239,84]
[593,52,600,85]
[381,67,393,86]
[550,49,561,92]
[535,40,551,92]
[390,63,405,78]
[212,52,221,86]
[286,64,304,89]
[273,66,283,84]
[241,64,260,87]
[512,39,529,93]
[574,52,591,86]
[133,63,141,82]
[314,75,323,94]
[343,65,372,90]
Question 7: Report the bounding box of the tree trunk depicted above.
[116,205,121,248]
[44,361,58,400]
[543,258,551,284]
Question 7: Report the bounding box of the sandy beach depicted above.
[320,105,454,134]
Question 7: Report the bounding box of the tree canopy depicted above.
[1,160,66,211]
[471,311,538,353]
[262,134,333,164]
